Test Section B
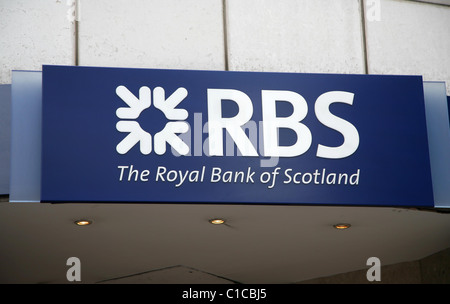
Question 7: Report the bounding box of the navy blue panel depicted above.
[41,65,434,207]
[0,85,11,195]
[447,96,450,127]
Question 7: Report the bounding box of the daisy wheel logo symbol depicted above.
[115,85,190,155]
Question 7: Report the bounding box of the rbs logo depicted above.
[116,86,359,159]
[115,86,190,155]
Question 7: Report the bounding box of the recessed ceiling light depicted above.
[209,218,225,225]
[75,220,92,226]
[333,223,351,230]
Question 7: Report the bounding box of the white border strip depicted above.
[9,71,42,202]
[423,81,450,208]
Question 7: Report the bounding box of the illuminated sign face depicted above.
[41,65,433,207]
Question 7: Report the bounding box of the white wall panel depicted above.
[226,0,365,74]
[0,0,74,84]
[366,0,450,94]
[79,0,225,70]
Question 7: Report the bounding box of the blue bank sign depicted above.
[40,65,434,206]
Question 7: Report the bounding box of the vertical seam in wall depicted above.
[418,256,424,283]
[360,0,369,74]
[74,0,80,66]
[222,0,229,71]
[75,20,79,66]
